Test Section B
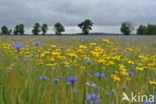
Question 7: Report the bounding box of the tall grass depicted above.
[0,35,156,104]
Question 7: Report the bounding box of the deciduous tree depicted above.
[78,19,93,35]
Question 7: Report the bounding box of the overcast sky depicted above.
[0,0,156,33]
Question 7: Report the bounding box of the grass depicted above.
[0,35,156,104]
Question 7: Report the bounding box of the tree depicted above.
[14,25,19,35]
[41,24,48,35]
[32,23,41,35]
[18,24,25,35]
[120,21,134,35]
[137,25,147,35]
[1,26,9,35]
[54,22,65,35]
[146,24,156,35]
[136,24,156,35]
[78,19,93,34]
[13,24,25,35]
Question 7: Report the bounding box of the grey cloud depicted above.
[0,0,156,28]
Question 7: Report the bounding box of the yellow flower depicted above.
[79,45,87,49]
[68,53,77,57]
[97,59,106,64]
[44,51,50,54]
[108,61,115,65]
[48,58,55,61]
[40,53,45,57]
[128,60,135,64]
[57,56,65,59]
[25,52,31,55]
[120,71,128,76]
[111,48,118,51]
[111,75,121,81]
[102,39,111,44]
[120,68,127,72]
[52,52,61,56]
[149,81,156,85]
[76,49,83,53]
[112,56,121,60]
[50,45,56,48]
[89,43,96,46]
[91,51,101,57]
[136,67,144,71]
[119,64,125,69]
[94,47,104,52]
[45,63,57,67]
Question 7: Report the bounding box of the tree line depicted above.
[0,19,93,35]
[137,24,156,35]
[0,19,156,35]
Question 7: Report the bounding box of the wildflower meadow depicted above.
[0,35,156,104]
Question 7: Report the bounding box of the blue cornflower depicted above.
[153,94,156,99]
[72,89,78,93]
[61,63,65,65]
[23,59,30,62]
[39,76,48,80]
[95,73,105,79]
[33,41,41,46]
[13,43,24,50]
[67,77,77,85]
[152,44,156,47]
[5,70,11,73]
[2,59,8,62]
[85,60,94,64]
[52,78,60,83]
[94,86,100,90]
[66,68,73,71]
[128,71,134,76]
[143,101,154,104]
[86,93,100,104]
[31,55,35,58]
[111,71,118,74]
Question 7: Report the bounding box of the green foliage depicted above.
[1,26,9,35]
[14,25,19,35]
[137,25,147,35]
[78,19,93,35]
[54,22,65,35]
[41,24,48,35]
[32,23,41,35]
[120,21,134,35]
[137,24,156,35]
[19,24,25,35]
[0,36,156,103]
[147,24,156,35]
[14,24,25,35]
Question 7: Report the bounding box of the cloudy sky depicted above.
[0,0,156,33]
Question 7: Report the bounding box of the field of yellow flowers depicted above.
[0,35,156,104]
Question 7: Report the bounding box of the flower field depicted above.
[0,35,156,104]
